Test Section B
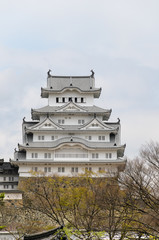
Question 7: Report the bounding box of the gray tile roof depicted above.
[41,87,101,98]
[18,137,126,157]
[0,160,18,174]
[26,116,118,132]
[46,75,98,91]
[25,120,120,132]
[31,105,111,120]
[27,117,64,130]
[79,117,117,130]
[13,158,126,165]
[63,125,117,131]
[32,105,111,114]
[26,126,118,133]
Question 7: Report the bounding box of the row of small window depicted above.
[38,135,109,141]
[38,136,57,140]
[3,185,15,189]
[32,167,78,173]
[57,119,85,125]
[57,121,99,126]
[38,135,109,142]
[32,167,108,173]
[40,120,100,127]
[3,177,15,181]
[31,153,112,159]
[32,167,52,173]
[92,153,112,159]
[56,97,86,103]
[31,153,52,158]
[58,167,78,173]
[86,136,106,141]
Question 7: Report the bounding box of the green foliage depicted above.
[0,193,6,231]
[0,193,5,202]
[19,142,159,240]
[0,225,6,231]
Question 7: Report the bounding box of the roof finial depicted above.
[90,69,95,78]
[47,69,52,78]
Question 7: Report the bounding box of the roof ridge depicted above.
[48,75,93,78]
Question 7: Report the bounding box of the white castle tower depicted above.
[13,70,126,177]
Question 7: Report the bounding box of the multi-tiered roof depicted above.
[13,70,126,177]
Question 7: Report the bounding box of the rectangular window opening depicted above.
[88,136,92,140]
[32,167,38,172]
[32,153,38,158]
[92,153,98,159]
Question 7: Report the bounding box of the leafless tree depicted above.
[119,144,159,238]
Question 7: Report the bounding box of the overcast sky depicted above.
[0,0,159,160]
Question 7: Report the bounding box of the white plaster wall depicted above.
[33,133,59,142]
[26,149,117,161]
[27,150,54,160]
[50,115,104,123]
[39,113,103,123]
[88,150,117,160]
[0,176,19,182]
[51,114,92,125]
[0,185,18,190]
[32,131,111,143]
[39,115,47,121]
[4,192,22,200]
[18,163,118,178]
[84,133,110,142]
[55,147,88,154]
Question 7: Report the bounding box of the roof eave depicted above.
[41,87,101,98]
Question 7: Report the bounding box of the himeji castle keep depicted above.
[12,70,126,178]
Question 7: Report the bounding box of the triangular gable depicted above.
[27,118,63,130]
[57,102,87,112]
[81,118,116,130]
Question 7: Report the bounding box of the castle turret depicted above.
[12,71,126,177]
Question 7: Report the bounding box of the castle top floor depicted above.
[41,70,101,106]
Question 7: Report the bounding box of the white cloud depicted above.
[0,0,159,160]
